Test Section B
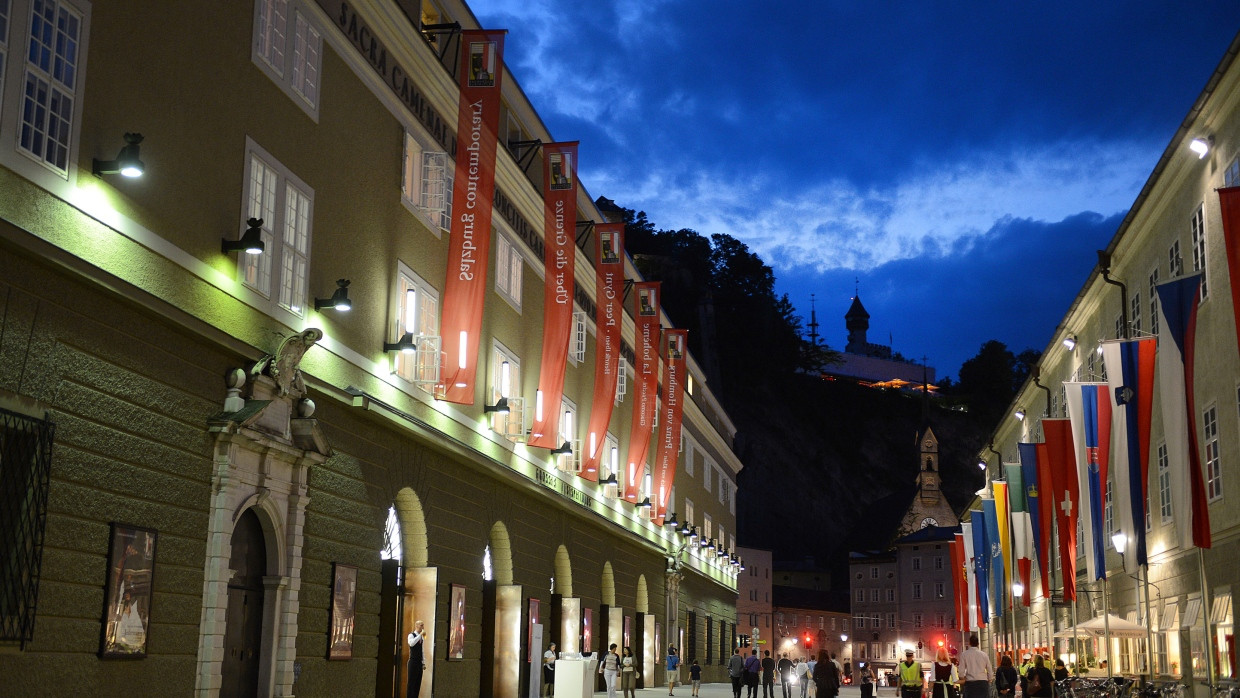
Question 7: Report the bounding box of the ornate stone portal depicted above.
[195,330,332,697]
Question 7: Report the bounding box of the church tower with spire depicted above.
[897,427,959,536]
[844,295,870,354]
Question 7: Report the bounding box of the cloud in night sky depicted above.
[469,0,1240,375]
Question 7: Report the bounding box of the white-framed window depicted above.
[868,588,878,603]
[252,0,321,118]
[883,613,893,630]
[1158,442,1173,523]
[392,263,440,390]
[1130,291,1142,336]
[913,613,923,628]
[911,557,921,571]
[569,311,587,365]
[494,230,523,310]
[870,566,878,579]
[604,432,620,487]
[718,471,729,505]
[3,0,89,180]
[934,582,944,598]
[935,612,946,628]
[703,457,712,493]
[401,132,452,234]
[489,341,524,441]
[912,582,922,600]
[855,588,864,603]
[934,555,944,570]
[239,140,314,317]
[1114,313,1124,340]
[1191,204,1208,299]
[1204,404,1222,501]
[684,436,695,476]
[886,588,894,602]
[684,498,694,531]
[614,357,628,404]
[556,396,579,472]
[1149,267,1161,337]
[702,514,712,544]
[1169,239,1183,277]
[1227,155,1240,188]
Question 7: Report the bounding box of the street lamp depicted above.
[841,634,848,642]
[1112,532,1127,555]
[1012,582,1024,597]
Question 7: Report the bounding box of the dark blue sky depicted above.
[469,0,1240,379]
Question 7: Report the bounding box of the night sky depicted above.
[469,1,1240,379]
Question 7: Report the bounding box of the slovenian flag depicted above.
[1064,382,1112,581]
[1156,274,1212,550]
[1101,337,1156,571]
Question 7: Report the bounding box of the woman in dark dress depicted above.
[814,651,841,698]
[1053,658,1069,682]
[995,655,1019,698]
[931,647,957,698]
[1026,656,1054,698]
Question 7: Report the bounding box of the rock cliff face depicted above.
[732,373,986,573]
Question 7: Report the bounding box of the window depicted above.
[1227,155,1240,188]
[0,406,55,644]
[392,264,440,390]
[494,231,524,310]
[886,588,894,602]
[703,514,712,544]
[402,132,452,234]
[239,141,314,317]
[1185,597,1205,677]
[1191,204,1208,298]
[870,566,878,579]
[912,583,922,600]
[871,614,880,630]
[489,342,523,440]
[933,556,943,570]
[911,557,921,571]
[1169,239,1183,277]
[1149,267,1161,337]
[1158,443,1173,523]
[854,615,865,629]
[858,643,867,660]
[856,588,864,603]
[684,498,694,532]
[556,396,578,471]
[703,458,712,493]
[1114,313,1124,340]
[684,437,694,476]
[913,613,923,628]
[719,470,729,506]
[569,312,587,365]
[869,589,878,603]
[1204,405,1222,501]
[884,613,893,629]
[614,357,628,405]
[935,613,946,629]
[252,0,322,117]
[1105,479,1114,543]
[8,0,86,177]
[1213,594,1233,679]
[1130,291,1142,336]
[934,582,944,599]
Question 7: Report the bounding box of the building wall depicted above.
[736,548,773,650]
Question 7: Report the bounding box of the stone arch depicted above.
[553,545,573,597]
[601,561,616,607]
[234,494,286,577]
[635,574,649,613]
[394,486,429,568]
[489,521,514,586]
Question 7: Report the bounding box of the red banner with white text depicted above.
[624,282,661,502]
[581,223,626,481]
[529,143,580,448]
[439,30,506,404]
[653,329,688,525]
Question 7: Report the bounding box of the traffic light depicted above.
[804,633,813,650]
[917,641,923,650]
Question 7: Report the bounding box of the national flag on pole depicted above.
[992,481,1012,604]
[1043,418,1079,601]
[969,512,991,623]
[1004,463,1032,606]
[439,30,506,404]
[962,521,980,630]
[581,224,626,481]
[1217,187,1240,363]
[1064,382,1112,581]
[1018,443,1051,600]
[982,497,1004,617]
[951,534,968,630]
[1101,337,1156,570]
[1156,274,1213,549]
[528,143,580,450]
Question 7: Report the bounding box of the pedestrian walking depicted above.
[762,650,777,698]
[745,649,762,698]
[620,646,637,698]
[779,654,795,698]
[599,643,620,698]
[898,649,923,698]
[859,663,874,698]
[957,634,993,698]
[667,646,682,696]
[814,650,840,698]
[931,647,958,698]
[730,647,747,698]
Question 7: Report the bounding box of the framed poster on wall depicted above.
[328,563,358,659]
[583,607,593,655]
[528,597,540,662]
[99,523,157,659]
[448,583,466,660]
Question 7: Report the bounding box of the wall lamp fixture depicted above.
[1014,407,1026,421]
[1189,136,1214,159]
[484,397,510,415]
[550,441,573,456]
[93,132,145,178]
[223,218,265,255]
[664,512,679,528]
[315,279,352,311]
[1062,335,1076,351]
[383,332,417,353]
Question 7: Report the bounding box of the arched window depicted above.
[381,505,402,561]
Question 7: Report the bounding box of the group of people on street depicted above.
[726,647,842,698]
[952,634,1062,698]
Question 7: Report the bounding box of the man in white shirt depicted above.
[957,634,993,698]
[794,657,812,698]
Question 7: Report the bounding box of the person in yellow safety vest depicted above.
[1017,654,1034,696]
[898,649,923,698]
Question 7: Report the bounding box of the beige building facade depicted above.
[970,30,1240,692]
[0,0,741,696]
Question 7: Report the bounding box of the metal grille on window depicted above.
[0,407,56,646]
[421,151,451,229]
[571,312,587,364]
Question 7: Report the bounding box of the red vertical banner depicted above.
[581,223,626,481]
[1043,419,1079,601]
[950,536,966,632]
[439,30,506,404]
[624,282,660,502]
[652,329,688,525]
[1218,187,1240,364]
[528,143,580,448]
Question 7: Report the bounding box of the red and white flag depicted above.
[528,143,580,450]
[624,283,660,502]
[580,224,626,482]
[439,30,506,404]
[653,330,688,524]
[1042,419,1079,601]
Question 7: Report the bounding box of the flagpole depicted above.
[1103,575,1112,677]
[1196,548,1215,689]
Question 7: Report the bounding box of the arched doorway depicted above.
[221,509,266,698]
[378,488,435,698]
